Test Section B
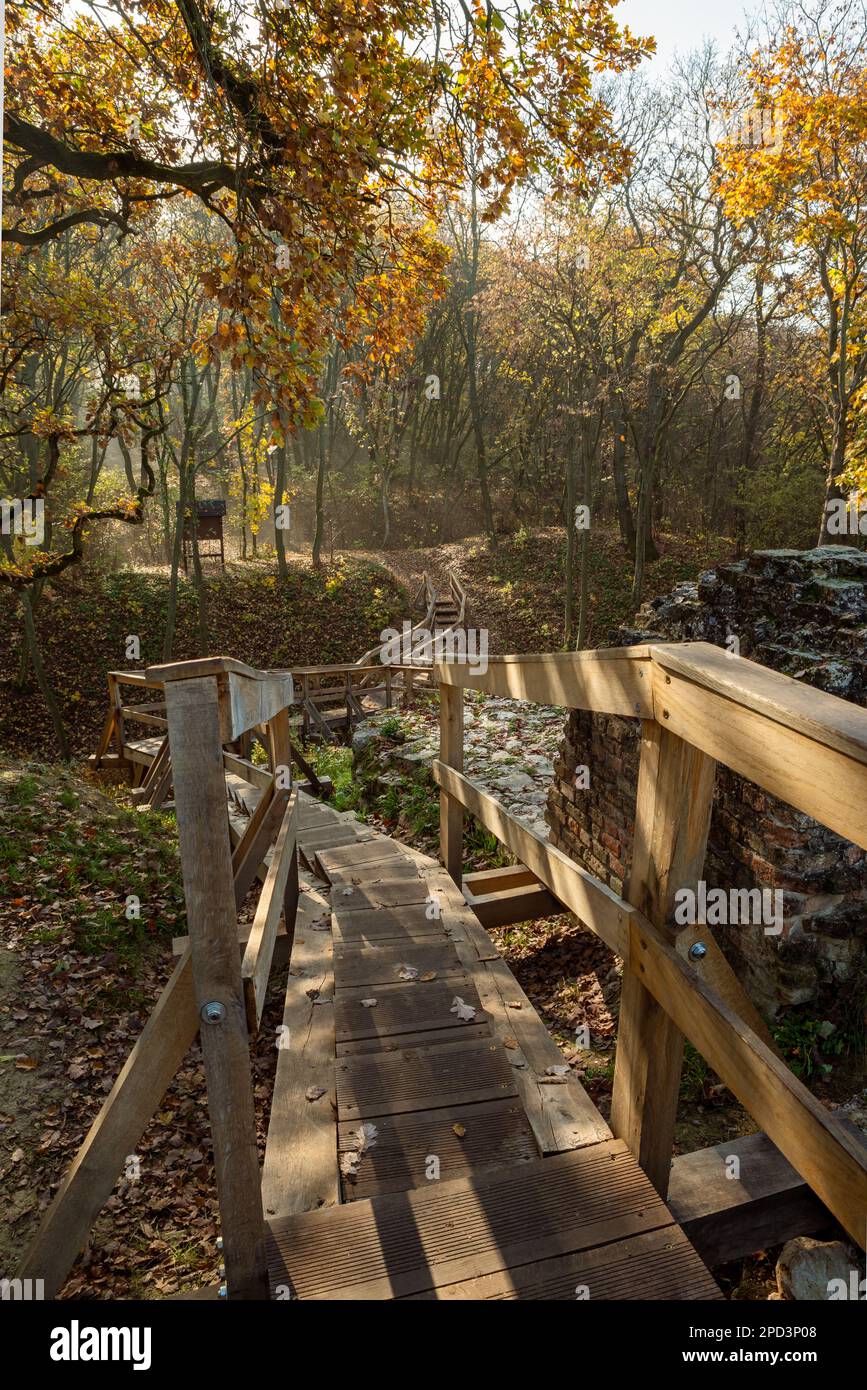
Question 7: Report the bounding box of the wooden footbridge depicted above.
[93,570,467,764]
[23,642,867,1299]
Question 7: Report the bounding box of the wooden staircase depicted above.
[261,795,722,1301]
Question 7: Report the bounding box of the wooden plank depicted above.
[241,792,298,1030]
[222,750,273,791]
[651,641,867,768]
[668,1132,833,1268]
[331,876,433,911]
[134,734,168,803]
[299,827,375,852]
[467,882,560,930]
[337,1022,492,1055]
[336,1036,518,1119]
[315,839,404,871]
[16,952,198,1298]
[147,745,174,810]
[337,1098,536,1200]
[332,906,455,944]
[439,683,464,886]
[433,762,631,956]
[232,784,286,907]
[611,721,715,1198]
[261,881,339,1220]
[413,1225,721,1301]
[334,976,484,1043]
[672,925,780,1055]
[652,659,867,850]
[627,910,867,1248]
[119,706,168,730]
[464,865,538,896]
[163,675,268,1299]
[334,939,464,986]
[432,647,653,716]
[108,669,164,690]
[147,657,294,743]
[325,859,423,887]
[451,926,611,1154]
[265,1140,684,1300]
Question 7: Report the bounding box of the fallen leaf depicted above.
[420,971,437,982]
[546,1064,570,1077]
[356,1122,378,1152]
[14,1057,38,1070]
[360,998,377,1008]
[398,964,419,981]
[452,1123,466,1139]
[305,1085,326,1102]
[450,996,476,1022]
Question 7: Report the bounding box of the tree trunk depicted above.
[818,420,849,546]
[576,434,593,651]
[274,433,288,581]
[611,414,636,552]
[162,468,188,660]
[21,588,70,758]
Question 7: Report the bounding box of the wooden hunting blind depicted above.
[181,498,226,572]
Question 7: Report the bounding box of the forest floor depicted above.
[0,554,408,761]
[356,524,737,652]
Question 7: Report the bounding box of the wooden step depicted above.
[333,939,465,988]
[265,1141,722,1300]
[336,1036,518,1120]
[334,975,485,1044]
[337,1097,536,1200]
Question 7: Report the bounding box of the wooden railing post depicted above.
[162,674,269,1299]
[439,681,464,886]
[610,719,716,1197]
[111,674,125,761]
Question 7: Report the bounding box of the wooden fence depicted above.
[432,641,867,1247]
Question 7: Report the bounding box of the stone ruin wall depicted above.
[545,546,867,1016]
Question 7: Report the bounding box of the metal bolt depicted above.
[216,1237,224,1252]
[201,1001,227,1025]
[218,1283,227,1300]
[689,942,708,961]
[219,1264,226,1278]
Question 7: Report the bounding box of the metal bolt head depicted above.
[688,942,708,961]
[218,1283,228,1299]
[201,1001,227,1025]
[216,1236,224,1252]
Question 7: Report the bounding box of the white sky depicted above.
[615,0,762,67]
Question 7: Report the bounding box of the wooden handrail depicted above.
[432,759,867,1245]
[433,641,867,1245]
[433,761,631,955]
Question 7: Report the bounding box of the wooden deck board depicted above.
[265,1141,720,1300]
[336,1036,518,1119]
[337,1098,536,1200]
[332,940,466,987]
[335,975,484,1043]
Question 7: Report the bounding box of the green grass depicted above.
[0,761,184,968]
[300,743,361,813]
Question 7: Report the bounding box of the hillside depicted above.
[360,527,738,654]
[0,557,408,760]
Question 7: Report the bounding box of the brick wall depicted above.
[545,547,867,1016]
